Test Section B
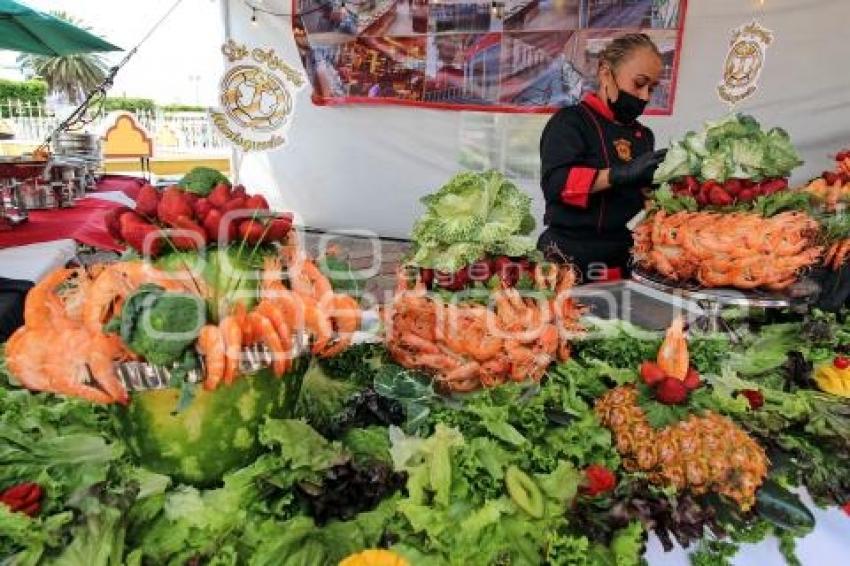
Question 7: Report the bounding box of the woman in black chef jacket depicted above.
[538,33,667,281]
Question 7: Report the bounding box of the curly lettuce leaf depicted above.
[653,143,692,183]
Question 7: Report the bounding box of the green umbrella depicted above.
[0,0,120,56]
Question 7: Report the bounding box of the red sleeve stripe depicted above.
[560,167,597,208]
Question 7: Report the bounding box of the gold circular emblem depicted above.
[219,65,292,132]
[724,41,763,88]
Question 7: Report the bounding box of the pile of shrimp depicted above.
[196,246,360,391]
[5,261,193,404]
[5,246,361,403]
[633,210,823,291]
[384,264,583,392]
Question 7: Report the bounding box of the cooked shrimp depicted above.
[657,316,689,380]
[246,312,287,377]
[319,294,361,358]
[82,261,185,333]
[220,315,242,384]
[256,300,293,374]
[197,324,226,390]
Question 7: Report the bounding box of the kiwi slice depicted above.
[505,465,544,518]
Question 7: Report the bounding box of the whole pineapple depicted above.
[595,386,769,510]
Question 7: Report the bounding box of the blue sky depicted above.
[0,0,225,105]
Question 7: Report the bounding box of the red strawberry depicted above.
[419,268,435,287]
[683,367,701,390]
[466,259,492,282]
[708,186,734,206]
[118,210,147,234]
[193,197,213,220]
[435,269,470,291]
[683,175,700,195]
[222,197,247,214]
[157,187,193,225]
[492,256,521,287]
[203,208,236,244]
[135,184,160,217]
[737,188,756,203]
[208,183,231,209]
[231,184,247,200]
[238,219,265,244]
[122,222,163,256]
[104,206,132,241]
[724,178,744,195]
[639,361,666,386]
[823,171,840,185]
[759,178,789,195]
[265,217,292,242]
[740,389,764,410]
[167,215,207,250]
[245,194,269,211]
[655,377,689,405]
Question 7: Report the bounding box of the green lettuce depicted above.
[654,113,803,184]
[410,170,538,270]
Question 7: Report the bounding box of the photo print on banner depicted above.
[293,0,688,114]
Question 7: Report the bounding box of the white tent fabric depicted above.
[226,0,850,239]
[219,2,850,564]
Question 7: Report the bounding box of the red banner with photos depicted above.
[293,0,687,114]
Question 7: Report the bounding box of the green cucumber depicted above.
[755,479,815,531]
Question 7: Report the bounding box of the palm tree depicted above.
[16,11,108,104]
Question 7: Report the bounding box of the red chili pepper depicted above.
[584,464,617,496]
[0,483,43,516]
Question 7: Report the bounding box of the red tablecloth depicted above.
[0,175,148,250]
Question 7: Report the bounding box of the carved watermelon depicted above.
[116,362,306,486]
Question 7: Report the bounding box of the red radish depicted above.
[683,367,701,390]
[639,361,666,386]
[655,377,689,405]
[834,356,850,370]
[466,259,492,282]
[208,183,231,208]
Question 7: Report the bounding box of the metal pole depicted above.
[220,0,239,184]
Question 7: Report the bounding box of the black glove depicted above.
[610,148,667,188]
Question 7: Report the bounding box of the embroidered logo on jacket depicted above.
[614,139,633,162]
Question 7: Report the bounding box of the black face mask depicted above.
[607,77,648,124]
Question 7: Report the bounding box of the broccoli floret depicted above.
[178,167,230,196]
[117,285,206,366]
